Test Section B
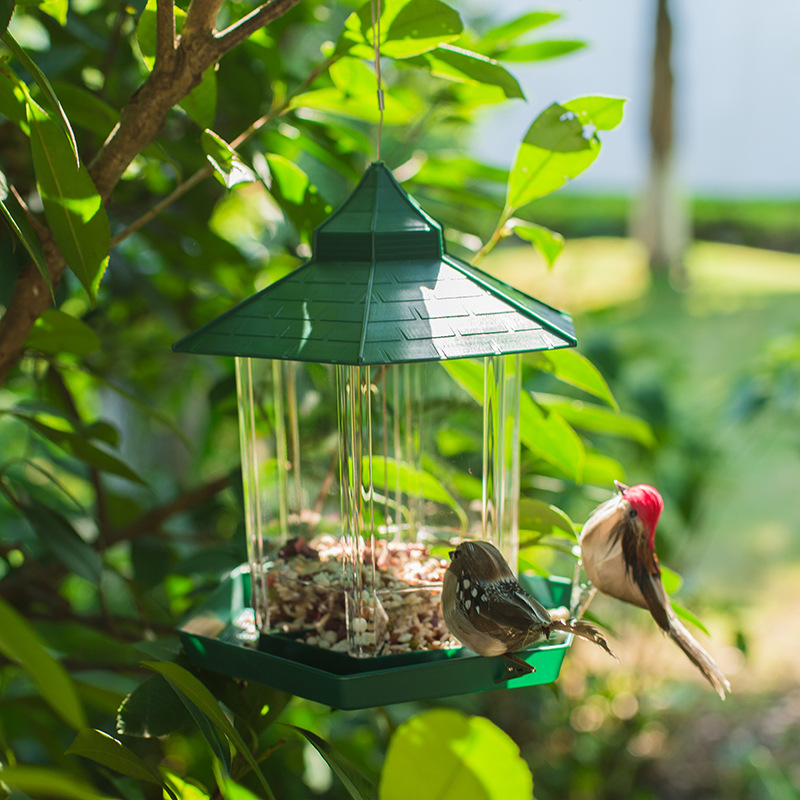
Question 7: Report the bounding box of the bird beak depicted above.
[614,480,629,495]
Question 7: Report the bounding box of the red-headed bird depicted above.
[579,481,730,698]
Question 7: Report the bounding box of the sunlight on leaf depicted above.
[380,709,533,800]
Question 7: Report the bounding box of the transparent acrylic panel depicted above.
[236,356,521,658]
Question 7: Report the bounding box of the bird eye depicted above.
[628,507,638,519]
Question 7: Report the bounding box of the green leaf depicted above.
[580,451,627,485]
[523,102,593,152]
[25,308,100,356]
[519,390,584,479]
[263,153,330,231]
[143,662,276,800]
[562,95,627,131]
[511,220,563,267]
[421,44,524,99]
[368,456,468,529]
[66,728,164,786]
[18,499,103,583]
[442,359,583,480]
[0,0,13,37]
[11,411,146,484]
[2,30,78,164]
[50,81,119,138]
[339,0,462,59]
[163,772,210,800]
[535,393,656,447]
[532,348,618,409]
[498,39,585,62]
[507,103,600,209]
[202,130,256,189]
[291,85,418,125]
[671,602,711,637]
[379,709,533,800]
[217,777,261,800]
[0,66,27,127]
[284,725,378,800]
[0,166,52,296]
[16,0,67,25]
[518,497,576,542]
[25,93,109,301]
[660,564,683,595]
[0,767,121,800]
[179,66,217,128]
[0,596,87,730]
[480,11,562,48]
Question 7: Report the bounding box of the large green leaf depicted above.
[518,497,576,542]
[420,44,524,99]
[519,390,584,479]
[531,348,618,409]
[562,94,627,131]
[0,66,26,127]
[51,81,119,137]
[66,728,164,786]
[144,662,276,800]
[0,766,121,800]
[25,308,101,356]
[368,456,468,529]
[2,30,78,163]
[479,11,562,49]
[0,596,87,730]
[284,725,378,800]
[25,93,109,300]
[18,0,67,25]
[505,95,627,210]
[180,66,217,128]
[1,0,13,38]
[263,153,330,232]
[291,85,419,125]
[18,498,103,583]
[0,166,52,295]
[499,39,584,62]
[379,709,533,800]
[10,411,146,484]
[535,393,656,447]
[338,0,462,59]
[442,359,583,479]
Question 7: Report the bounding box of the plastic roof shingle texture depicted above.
[173,163,576,364]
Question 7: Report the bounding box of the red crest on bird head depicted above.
[620,484,663,547]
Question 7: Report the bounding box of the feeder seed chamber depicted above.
[174,163,578,709]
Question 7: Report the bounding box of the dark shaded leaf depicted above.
[66,728,164,786]
[25,308,100,356]
[0,0,13,35]
[117,676,194,738]
[284,724,378,800]
[0,166,52,296]
[18,498,103,583]
[10,411,146,484]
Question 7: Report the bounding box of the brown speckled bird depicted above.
[442,540,615,672]
[579,481,730,699]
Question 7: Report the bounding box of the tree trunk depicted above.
[632,0,690,281]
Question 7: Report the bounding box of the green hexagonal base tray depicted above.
[178,566,574,709]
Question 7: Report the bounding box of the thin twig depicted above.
[214,0,304,54]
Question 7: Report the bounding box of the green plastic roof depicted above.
[173,162,576,365]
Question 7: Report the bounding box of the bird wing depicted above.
[619,520,671,631]
[466,579,550,635]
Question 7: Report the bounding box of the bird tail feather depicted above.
[549,619,617,660]
[666,610,731,700]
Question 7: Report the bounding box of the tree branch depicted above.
[183,0,225,39]
[215,0,304,54]
[155,0,177,71]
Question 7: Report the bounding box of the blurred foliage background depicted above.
[1,0,799,797]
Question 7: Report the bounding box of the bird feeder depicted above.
[174,163,578,708]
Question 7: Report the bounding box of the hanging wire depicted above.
[369,0,384,161]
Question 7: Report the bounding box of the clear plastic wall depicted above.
[235,354,521,657]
